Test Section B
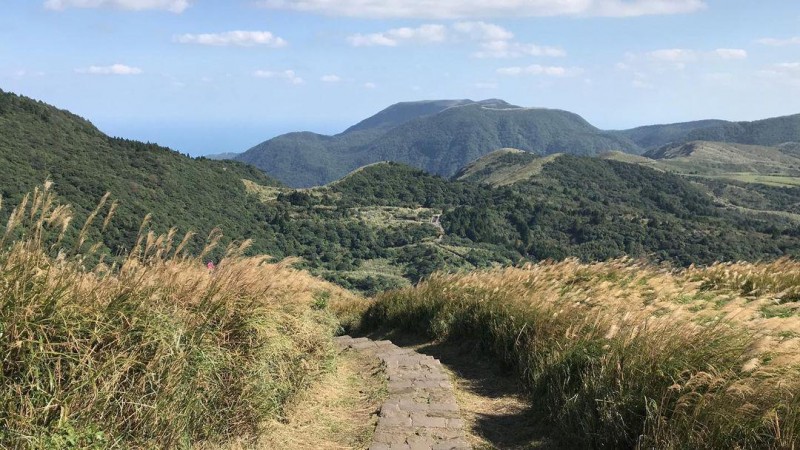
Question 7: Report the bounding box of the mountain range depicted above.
[232,98,800,187]
[3,88,800,293]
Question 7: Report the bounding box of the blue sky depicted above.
[1,0,799,156]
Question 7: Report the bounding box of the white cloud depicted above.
[757,36,800,46]
[320,74,341,82]
[253,69,304,84]
[451,21,513,41]
[714,48,747,60]
[257,0,705,18]
[174,31,287,47]
[347,21,564,58]
[44,0,189,12]
[593,0,705,17]
[76,64,142,75]
[348,24,447,47]
[364,82,377,89]
[473,40,565,58]
[496,64,578,77]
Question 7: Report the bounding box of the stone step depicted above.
[336,336,470,450]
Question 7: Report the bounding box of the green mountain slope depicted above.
[615,114,800,149]
[343,99,474,133]
[644,141,800,177]
[330,157,800,266]
[0,89,282,255]
[453,148,561,186]
[236,99,640,187]
[684,114,800,146]
[4,88,800,294]
[612,119,730,148]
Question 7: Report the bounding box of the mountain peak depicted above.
[342,99,473,134]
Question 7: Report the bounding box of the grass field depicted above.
[700,173,800,187]
[0,183,357,448]
[338,258,800,449]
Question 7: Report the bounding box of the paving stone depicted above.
[432,438,471,450]
[428,402,459,412]
[336,336,468,449]
[353,341,378,350]
[407,435,435,446]
[411,412,448,428]
[382,408,410,419]
[447,418,465,428]
[426,410,461,419]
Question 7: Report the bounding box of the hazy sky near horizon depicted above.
[1,0,799,156]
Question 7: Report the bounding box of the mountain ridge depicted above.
[235,98,800,188]
[236,99,641,187]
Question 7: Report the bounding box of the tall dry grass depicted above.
[0,183,356,448]
[340,258,800,449]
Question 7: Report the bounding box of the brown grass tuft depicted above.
[0,184,360,449]
[342,258,800,449]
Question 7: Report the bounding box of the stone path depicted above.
[335,336,470,450]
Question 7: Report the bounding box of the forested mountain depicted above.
[237,97,799,188]
[4,88,800,294]
[331,158,800,267]
[684,114,800,146]
[611,119,730,149]
[236,99,639,187]
[0,89,282,256]
[454,148,553,185]
[614,114,800,149]
[644,141,800,176]
[342,99,474,133]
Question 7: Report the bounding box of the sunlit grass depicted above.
[338,258,800,449]
[0,183,357,448]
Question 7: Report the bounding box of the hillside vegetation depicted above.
[647,140,800,172]
[0,89,282,258]
[610,119,730,149]
[0,183,356,448]
[236,99,638,187]
[261,158,800,292]
[339,258,800,449]
[454,148,558,185]
[4,89,800,295]
[614,114,800,149]
[237,97,799,188]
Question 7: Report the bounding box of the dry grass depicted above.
[241,179,288,202]
[339,258,800,449]
[232,347,386,450]
[0,183,360,449]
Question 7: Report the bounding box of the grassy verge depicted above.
[338,259,800,449]
[0,183,358,448]
[241,347,386,449]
